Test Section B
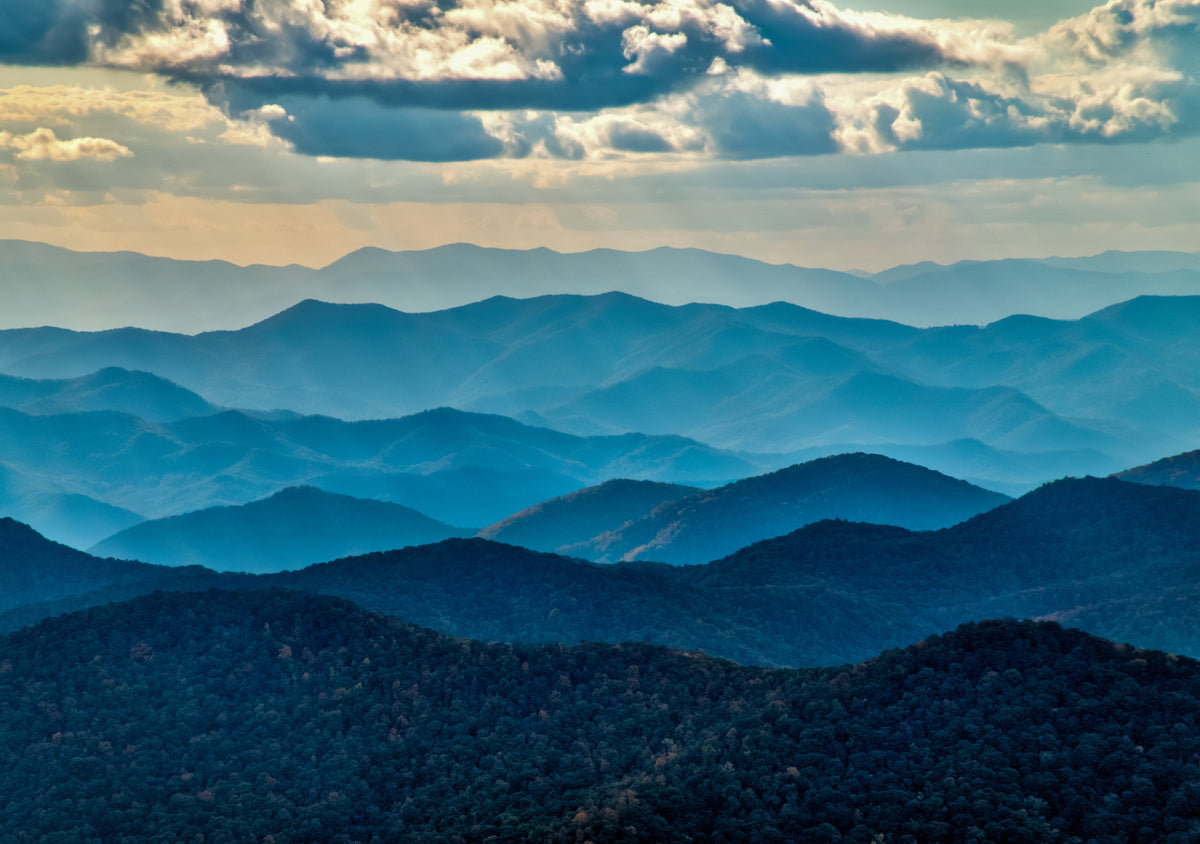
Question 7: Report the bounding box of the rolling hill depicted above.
[4,476,1200,668]
[477,478,701,553]
[1113,450,1200,491]
[0,367,219,421]
[90,486,474,573]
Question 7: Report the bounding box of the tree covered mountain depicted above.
[90,486,473,573]
[2,588,1200,842]
[5,476,1200,667]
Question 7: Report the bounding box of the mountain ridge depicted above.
[2,292,1190,494]
[2,239,1196,331]
[89,485,474,573]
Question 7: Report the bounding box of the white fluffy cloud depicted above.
[0,127,133,161]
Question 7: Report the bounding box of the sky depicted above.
[0,0,1195,272]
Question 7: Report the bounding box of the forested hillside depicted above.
[2,589,1198,842]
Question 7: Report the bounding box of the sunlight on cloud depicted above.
[0,127,133,162]
[0,84,226,132]
[0,0,1194,266]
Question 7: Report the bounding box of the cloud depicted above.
[260,95,505,161]
[0,126,133,161]
[0,0,1195,165]
[1045,0,1200,64]
[0,83,227,131]
[699,86,840,158]
[0,3,90,65]
[0,0,964,110]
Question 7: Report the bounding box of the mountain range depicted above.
[0,402,760,537]
[2,239,1196,331]
[88,453,1006,571]
[6,475,1200,668]
[0,292,1193,500]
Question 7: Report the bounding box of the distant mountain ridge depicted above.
[86,453,1005,570]
[0,293,1192,496]
[0,239,1195,331]
[0,402,760,538]
[495,453,1010,564]
[0,367,218,421]
[90,486,473,573]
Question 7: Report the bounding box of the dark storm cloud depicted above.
[0,1,90,64]
[733,0,946,74]
[700,91,839,158]
[0,0,956,109]
[261,95,505,161]
[609,124,674,153]
[3,0,1196,163]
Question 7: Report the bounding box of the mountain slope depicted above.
[0,367,219,421]
[565,453,1011,565]
[3,589,1200,841]
[683,475,1200,658]
[477,478,700,553]
[0,460,144,549]
[90,486,473,573]
[1113,450,1200,491]
[0,517,233,624]
[872,296,1200,452]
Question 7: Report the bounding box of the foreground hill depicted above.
[4,477,1200,667]
[557,453,1011,564]
[0,518,236,631]
[90,486,473,573]
[2,588,1200,842]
